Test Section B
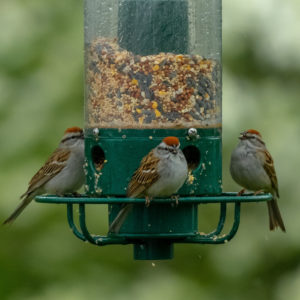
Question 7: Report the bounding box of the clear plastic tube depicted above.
[85,0,222,129]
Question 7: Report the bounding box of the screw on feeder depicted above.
[93,128,99,136]
[188,128,198,138]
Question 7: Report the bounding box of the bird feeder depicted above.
[36,0,272,260]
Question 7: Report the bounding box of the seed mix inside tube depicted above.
[86,38,221,129]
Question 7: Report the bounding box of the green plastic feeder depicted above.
[35,0,272,260]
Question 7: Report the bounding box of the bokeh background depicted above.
[1,0,299,299]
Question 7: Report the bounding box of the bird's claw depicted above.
[254,190,264,196]
[171,195,179,207]
[237,189,245,196]
[71,192,81,197]
[61,192,81,197]
[145,196,151,207]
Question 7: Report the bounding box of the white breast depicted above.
[230,143,271,191]
[146,151,188,197]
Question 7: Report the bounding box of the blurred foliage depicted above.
[0,0,300,300]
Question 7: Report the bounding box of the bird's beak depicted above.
[239,132,246,140]
[171,148,178,154]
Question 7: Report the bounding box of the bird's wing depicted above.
[21,148,71,198]
[260,149,279,198]
[127,150,160,197]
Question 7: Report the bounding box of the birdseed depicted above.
[86,38,221,129]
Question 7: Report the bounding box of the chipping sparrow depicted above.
[230,129,285,232]
[3,127,85,225]
[109,136,188,233]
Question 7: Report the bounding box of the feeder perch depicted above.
[35,0,272,260]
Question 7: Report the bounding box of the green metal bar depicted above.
[66,202,240,244]
[110,232,195,239]
[78,204,129,246]
[201,203,226,238]
[209,202,241,244]
[37,194,259,246]
[66,204,86,241]
[36,193,273,204]
[78,204,98,244]
[182,202,241,244]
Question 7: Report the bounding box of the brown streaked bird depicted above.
[109,136,188,233]
[230,129,285,232]
[3,127,85,225]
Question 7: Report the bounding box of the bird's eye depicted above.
[158,146,166,151]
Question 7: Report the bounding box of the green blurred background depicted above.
[1,0,299,299]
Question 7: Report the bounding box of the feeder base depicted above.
[134,241,174,260]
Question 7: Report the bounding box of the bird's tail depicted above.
[109,204,133,234]
[3,193,34,225]
[267,198,286,232]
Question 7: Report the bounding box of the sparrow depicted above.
[109,136,188,233]
[230,129,285,232]
[3,127,85,225]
